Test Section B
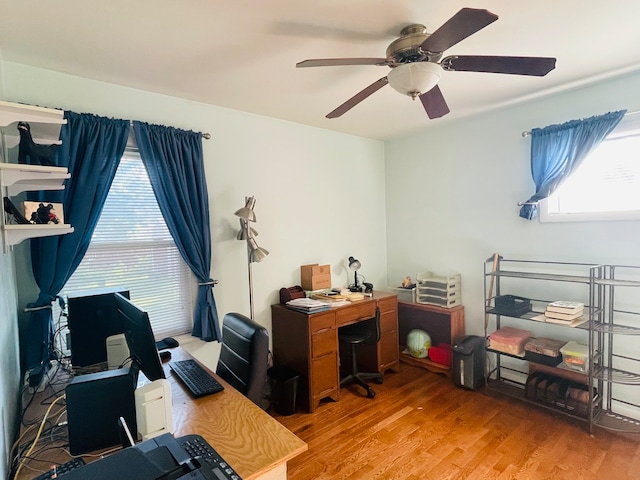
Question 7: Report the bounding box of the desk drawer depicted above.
[380,309,398,335]
[336,302,376,326]
[309,311,336,334]
[312,352,338,398]
[312,327,336,358]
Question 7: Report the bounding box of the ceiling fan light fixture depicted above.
[387,62,441,99]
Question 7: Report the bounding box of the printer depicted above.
[61,432,241,480]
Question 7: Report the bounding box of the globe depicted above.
[406,329,431,358]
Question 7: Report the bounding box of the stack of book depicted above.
[311,292,350,307]
[285,297,332,313]
[545,301,587,327]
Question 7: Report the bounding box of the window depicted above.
[58,151,195,345]
[540,113,640,222]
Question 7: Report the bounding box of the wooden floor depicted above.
[271,364,640,480]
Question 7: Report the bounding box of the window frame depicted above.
[539,113,640,223]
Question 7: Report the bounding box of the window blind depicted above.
[60,152,194,340]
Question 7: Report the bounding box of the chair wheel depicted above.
[375,377,383,384]
[367,388,376,399]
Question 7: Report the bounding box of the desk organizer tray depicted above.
[494,295,531,316]
[524,337,566,366]
[488,326,531,355]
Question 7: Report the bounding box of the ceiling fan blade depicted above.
[297,58,389,68]
[326,77,389,119]
[443,55,556,76]
[419,85,450,119]
[420,8,498,54]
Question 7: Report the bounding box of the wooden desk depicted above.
[271,291,399,413]
[15,349,306,480]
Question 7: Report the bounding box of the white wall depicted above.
[385,69,640,336]
[0,251,20,480]
[2,62,386,371]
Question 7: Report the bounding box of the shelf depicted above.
[593,366,640,385]
[486,378,591,423]
[487,270,593,284]
[0,100,65,128]
[486,308,593,330]
[594,410,640,433]
[591,321,640,336]
[0,163,70,196]
[4,224,74,247]
[399,351,450,377]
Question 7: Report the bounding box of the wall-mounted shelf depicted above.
[0,163,70,196]
[1,100,72,252]
[4,224,74,247]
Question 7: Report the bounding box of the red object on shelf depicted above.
[428,343,452,366]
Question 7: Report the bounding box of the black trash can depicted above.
[452,335,486,390]
[268,365,299,416]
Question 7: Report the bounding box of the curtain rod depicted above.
[129,120,211,140]
[521,109,640,137]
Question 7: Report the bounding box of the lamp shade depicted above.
[348,256,361,271]
[247,237,269,263]
[234,196,257,222]
[387,62,441,99]
[236,218,258,240]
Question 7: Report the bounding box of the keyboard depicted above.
[170,359,224,397]
[178,434,241,480]
[33,457,86,479]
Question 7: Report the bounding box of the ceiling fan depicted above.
[296,7,556,120]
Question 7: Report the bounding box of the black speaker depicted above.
[452,335,486,390]
[67,287,129,368]
[66,367,137,455]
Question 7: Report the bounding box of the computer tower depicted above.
[452,335,486,390]
[67,287,129,368]
[66,367,137,455]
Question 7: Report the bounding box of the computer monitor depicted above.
[67,287,130,368]
[114,293,166,382]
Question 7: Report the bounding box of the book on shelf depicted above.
[545,316,588,327]
[546,301,584,315]
[544,308,584,321]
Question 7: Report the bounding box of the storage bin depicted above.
[388,287,415,303]
[488,326,531,355]
[560,341,589,373]
[494,295,531,316]
[428,343,452,366]
[524,337,566,366]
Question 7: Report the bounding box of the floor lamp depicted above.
[235,196,269,320]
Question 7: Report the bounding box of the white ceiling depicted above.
[1,0,639,141]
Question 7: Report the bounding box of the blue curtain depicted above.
[25,112,130,381]
[133,122,221,342]
[519,110,626,220]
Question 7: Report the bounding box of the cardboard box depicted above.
[301,264,331,291]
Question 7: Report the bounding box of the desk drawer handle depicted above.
[314,327,333,334]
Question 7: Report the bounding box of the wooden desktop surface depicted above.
[15,348,306,480]
[168,348,307,480]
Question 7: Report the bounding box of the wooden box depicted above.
[301,264,331,291]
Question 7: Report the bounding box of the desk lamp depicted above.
[348,256,362,292]
[235,196,269,320]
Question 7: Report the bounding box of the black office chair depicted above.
[216,312,269,408]
[338,307,383,398]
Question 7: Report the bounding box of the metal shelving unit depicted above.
[484,257,606,431]
[591,264,640,432]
